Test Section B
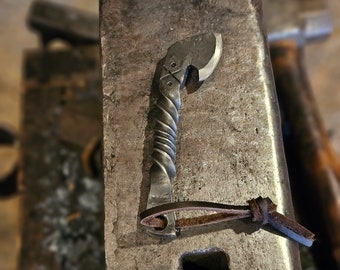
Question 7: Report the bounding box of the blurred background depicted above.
[0,1,99,269]
[0,0,339,269]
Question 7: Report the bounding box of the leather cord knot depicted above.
[140,196,315,247]
[248,197,276,225]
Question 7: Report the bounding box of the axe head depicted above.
[164,32,222,91]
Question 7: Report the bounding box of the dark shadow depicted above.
[282,120,336,269]
[0,125,16,145]
[180,247,230,270]
[0,125,18,197]
[0,167,18,198]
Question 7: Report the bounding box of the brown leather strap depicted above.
[140,201,250,228]
[140,196,315,247]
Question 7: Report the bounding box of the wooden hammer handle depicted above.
[270,40,340,267]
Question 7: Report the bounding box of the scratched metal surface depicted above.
[101,0,300,269]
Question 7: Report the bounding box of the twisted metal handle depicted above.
[146,66,184,237]
[152,78,180,180]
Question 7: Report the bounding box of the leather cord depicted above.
[140,196,315,247]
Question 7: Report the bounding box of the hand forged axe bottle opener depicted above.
[145,33,223,237]
[142,33,315,247]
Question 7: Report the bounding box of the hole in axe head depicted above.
[185,65,203,94]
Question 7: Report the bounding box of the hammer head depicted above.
[164,32,222,91]
[263,0,333,44]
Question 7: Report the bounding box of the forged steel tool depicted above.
[145,32,222,237]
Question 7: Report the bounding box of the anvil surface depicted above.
[100,0,300,269]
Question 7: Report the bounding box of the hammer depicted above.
[27,0,99,46]
[264,0,340,268]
